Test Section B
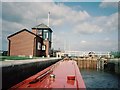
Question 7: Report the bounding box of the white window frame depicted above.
[37,42,41,50]
[42,45,46,50]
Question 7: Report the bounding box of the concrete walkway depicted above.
[0,57,61,67]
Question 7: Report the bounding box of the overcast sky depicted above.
[1,1,118,53]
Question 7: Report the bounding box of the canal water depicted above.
[80,69,120,89]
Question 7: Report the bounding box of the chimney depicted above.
[32,29,37,35]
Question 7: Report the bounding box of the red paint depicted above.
[9,60,86,89]
[67,75,75,80]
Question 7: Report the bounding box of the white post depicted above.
[48,12,50,27]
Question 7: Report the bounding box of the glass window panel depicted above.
[37,42,41,50]
[37,30,42,36]
[42,45,46,50]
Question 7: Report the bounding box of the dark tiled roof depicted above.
[32,23,52,32]
[7,29,41,39]
[32,23,49,29]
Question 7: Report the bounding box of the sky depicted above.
[1,1,119,53]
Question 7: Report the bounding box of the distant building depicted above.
[7,23,52,57]
[0,50,3,56]
[88,52,95,57]
[0,50,8,56]
[56,51,64,58]
[2,51,8,56]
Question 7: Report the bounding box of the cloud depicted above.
[2,0,53,2]
[74,22,102,34]
[100,0,119,2]
[95,12,118,32]
[2,20,27,34]
[2,2,91,33]
[49,4,90,26]
[99,0,118,8]
[2,2,118,52]
[52,34,65,50]
[77,40,118,51]
[2,2,90,27]
[104,37,110,41]
[74,12,118,35]
[80,40,87,43]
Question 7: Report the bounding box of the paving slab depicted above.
[0,57,61,67]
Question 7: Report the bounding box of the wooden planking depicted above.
[75,58,97,69]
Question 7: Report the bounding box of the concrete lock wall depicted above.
[107,59,120,74]
[2,59,61,89]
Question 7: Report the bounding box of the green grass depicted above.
[0,56,39,61]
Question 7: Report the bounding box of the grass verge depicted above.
[0,56,39,61]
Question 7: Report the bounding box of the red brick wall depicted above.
[35,37,45,57]
[31,29,52,57]
[8,31,35,56]
[32,29,37,34]
[43,40,51,57]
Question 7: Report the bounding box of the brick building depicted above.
[32,23,52,57]
[7,23,52,57]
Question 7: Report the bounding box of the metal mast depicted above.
[48,12,50,27]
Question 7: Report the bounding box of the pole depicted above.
[48,12,50,27]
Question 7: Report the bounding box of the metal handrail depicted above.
[29,66,54,84]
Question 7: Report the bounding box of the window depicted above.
[37,30,42,36]
[37,42,41,50]
[43,30,48,40]
[43,30,52,41]
[48,32,52,41]
[42,45,46,50]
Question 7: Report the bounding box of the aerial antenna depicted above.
[48,12,50,27]
[64,40,66,52]
[36,17,38,25]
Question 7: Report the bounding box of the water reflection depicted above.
[80,69,120,89]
